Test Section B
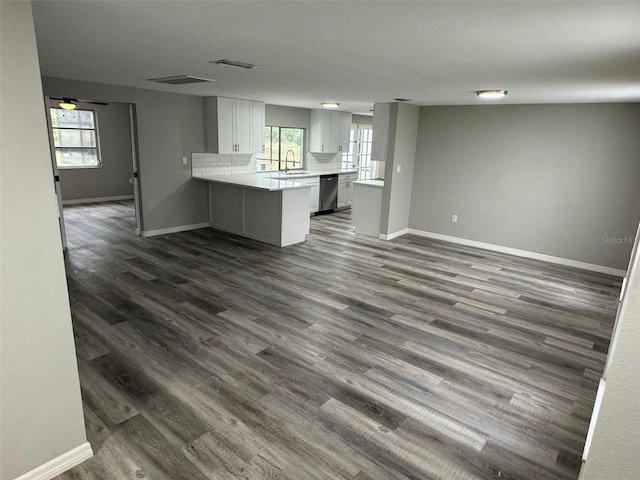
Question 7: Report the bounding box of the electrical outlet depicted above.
[452,214,458,223]
[396,165,402,173]
[128,178,133,184]
[182,156,188,165]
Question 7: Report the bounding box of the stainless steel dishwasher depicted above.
[318,174,338,214]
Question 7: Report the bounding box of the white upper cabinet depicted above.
[310,109,352,153]
[215,97,235,153]
[205,96,265,154]
[234,99,252,154]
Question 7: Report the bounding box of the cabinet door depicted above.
[329,111,342,153]
[310,110,333,152]
[217,97,235,154]
[310,184,319,213]
[345,180,354,206]
[340,112,352,153]
[234,99,252,154]
[251,101,265,154]
[337,179,347,208]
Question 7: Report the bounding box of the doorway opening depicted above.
[45,97,142,249]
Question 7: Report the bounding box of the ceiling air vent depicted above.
[148,75,215,85]
[210,59,259,69]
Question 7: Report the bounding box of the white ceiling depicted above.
[32,1,640,115]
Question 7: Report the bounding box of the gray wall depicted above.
[42,77,208,233]
[410,104,640,270]
[380,103,420,236]
[1,3,88,478]
[48,99,134,202]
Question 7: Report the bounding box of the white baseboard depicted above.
[62,195,134,205]
[407,229,626,277]
[379,228,409,241]
[15,442,93,480]
[142,222,210,237]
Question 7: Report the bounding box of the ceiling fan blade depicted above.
[48,96,109,106]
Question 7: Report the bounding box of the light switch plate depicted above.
[182,156,188,165]
[396,165,402,173]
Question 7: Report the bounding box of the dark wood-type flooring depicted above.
[55,201,620,480]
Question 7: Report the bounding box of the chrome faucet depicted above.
[284,150,295,172]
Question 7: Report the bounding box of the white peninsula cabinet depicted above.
[194,174,311,247]
[309,109,352,153]
[205,96,265,154]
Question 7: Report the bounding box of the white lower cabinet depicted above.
[337,173,358,208]
[296,177,320,213]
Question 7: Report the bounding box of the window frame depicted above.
[50,107,102,170]
[259,125,305,172]
[342,123,373,179]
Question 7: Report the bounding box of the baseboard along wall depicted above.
[14,443,93,480]
[141,222,210,238]
[62,195,134,205]
[381,228,626,277]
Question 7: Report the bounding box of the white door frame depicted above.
[44,96,67,249]
[129,104,143,235]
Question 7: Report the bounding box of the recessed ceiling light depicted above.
[211,59,260,69]
[321,102,340,108]
[476,89,508,99]
[148,75,215,85]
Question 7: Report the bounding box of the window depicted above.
[50,108,101,168]
[342,124,373,179]
[259,126,304,171]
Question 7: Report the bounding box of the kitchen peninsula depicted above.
[193,173,311,247]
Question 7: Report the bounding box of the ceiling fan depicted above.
[49,96,109,110]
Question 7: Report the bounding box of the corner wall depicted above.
[380,103,420,237]
[1,3,89,479]
[580,222,640,478]
[409,104,640,270]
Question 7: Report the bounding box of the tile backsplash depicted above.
[192,153,256,176]
[305,152,341,172]
[192,151,343,177]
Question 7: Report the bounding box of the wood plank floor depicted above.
[55,201,620,480]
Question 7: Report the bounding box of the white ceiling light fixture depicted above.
[58,98,77,110]
[321,102,340,109]
[476,89,508,99]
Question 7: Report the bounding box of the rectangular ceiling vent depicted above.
[147,75,215,85]
[210,59,259,69]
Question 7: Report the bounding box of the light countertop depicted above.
[193,174,311,191]
[264,169,358,180]
[353,179,384,188]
